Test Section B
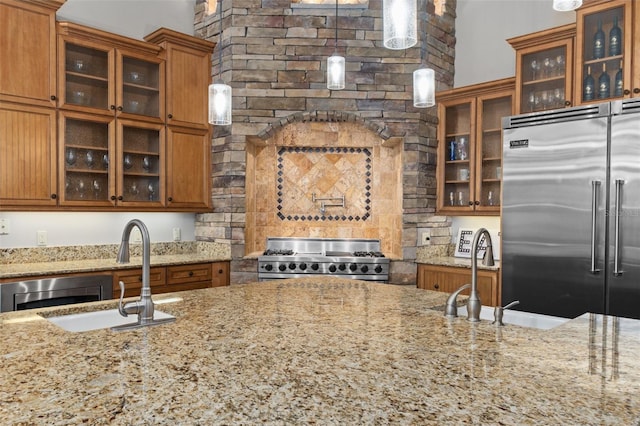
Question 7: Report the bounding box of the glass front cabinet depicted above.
[575,0,633,104]
[509,24,575,114]
[436,78,514,215]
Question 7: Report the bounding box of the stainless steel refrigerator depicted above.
[501,99,640,320]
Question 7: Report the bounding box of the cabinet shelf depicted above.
[583,54,624,66]
[444,132,470,139]
[66,70,108,83]
[445,159,470,165]
[65,168,109,175]
[482,128,502,134]
[124,172,160,177]
[522,75,565,86]
[482,156,501,162]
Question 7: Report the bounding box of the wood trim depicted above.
[507,23,577,50]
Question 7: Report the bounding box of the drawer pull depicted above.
[434,283,439,290]
[188,271,194,277]
[218,269,223,274]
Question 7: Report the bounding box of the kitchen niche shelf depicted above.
[436,78,514,216]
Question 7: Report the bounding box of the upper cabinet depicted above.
[575,0,633,104]
[508,24,576,115]
[0,0,63,107]
[436,78,514,216]
[144,28,214,129]
[57,22,164,122]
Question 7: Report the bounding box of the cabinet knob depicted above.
[111,195,117,201]
[624,89,631,95]
[474,200,480,205]
[51,193,57,199]
[117,106,123,111]
[138,276,142,282]
[634,88,640,94]
[564,100,571,106]
[188,271,194,277]
[468,201,474,206]
[118,195,123,201]
[168,114,173,119]
[50,95,56,101]
[110,105,116,110]
[218,269,223,274]
[434,283,439,290]
[168,197,173,202]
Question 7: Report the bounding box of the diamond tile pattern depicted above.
[278,147,370,221]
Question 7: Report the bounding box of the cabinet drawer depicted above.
[112,267,166,298]
[417,264,500,306]
[166,263,212,285]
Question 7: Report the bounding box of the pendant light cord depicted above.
[334,0,338,54]
[217,0,223,84]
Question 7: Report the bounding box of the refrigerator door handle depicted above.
[614,178,625,276]
[591,180,602,274]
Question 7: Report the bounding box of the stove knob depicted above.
[289,263,296,270]
[360,265,369,273]
[265,264,273,271]
[349,263,358,272]
[311,263,319,271]
[338,264,346,271]
[329,264,337,273]
[375,265,383,273]
[279,264,287,272]
[299,263,307,271]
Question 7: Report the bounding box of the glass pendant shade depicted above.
[383,0,417,50]
[552,0,582,11]
[413,67,435,108]
[327,54,345,90]
[208,82,232,125]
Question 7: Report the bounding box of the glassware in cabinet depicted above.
[62,43,110,111]
[60,113,112,205]
[576,1,631,104]
[442,102,473,210]
[120,56,161,118]
[118,121,163,205]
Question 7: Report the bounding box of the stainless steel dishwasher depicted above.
[0,275,113,312]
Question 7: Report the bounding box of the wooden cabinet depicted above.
[166,126,210,209]
[112,261,229,299]
[0,0,62,107]
[0,103,58,207]
[144,28,214,128]
[509,24,576,114]
[417,264,500,307]
[436,78,514,215]
[575,0,634,104]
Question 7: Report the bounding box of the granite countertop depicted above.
[416,255,501,271]
[0,241,231,280]
[1,277,638,424]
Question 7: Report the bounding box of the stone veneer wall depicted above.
[193,0,456,284]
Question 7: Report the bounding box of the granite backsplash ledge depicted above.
[0,241,230,265]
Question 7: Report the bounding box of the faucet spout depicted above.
[468,228,495,322]
[112,219,173,331]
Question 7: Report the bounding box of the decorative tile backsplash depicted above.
[277,146,371,222]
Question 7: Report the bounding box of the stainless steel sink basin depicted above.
[457,305,570,330]
[46,309,175,332]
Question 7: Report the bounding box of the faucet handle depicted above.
[493,300,520,326]
[117,281,127,317]
[444,283,471,318]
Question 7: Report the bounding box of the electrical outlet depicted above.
[420,230,431,246]
[0,218,9,235]
[131,228,142,243]
[37,230,47,246]
[172,227,181,242]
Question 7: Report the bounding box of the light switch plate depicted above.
[37,230,47,246]
[172,227,181,242]
[131,228,142,243]
[0,218,9,235]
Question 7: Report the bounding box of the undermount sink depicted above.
[46,309,175,332]
[457,305,570,330]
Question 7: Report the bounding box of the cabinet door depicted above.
[474,91,513,213]
[0,103,57,207]
[0,0,58,107]
[59,111,115,206]
[437,98,475,213]
[118,51,164,122]
[116,119,165,207]
[211,261,230,287]
[166,126,211,210]
[417,264,499,307]
[575,0,632,104]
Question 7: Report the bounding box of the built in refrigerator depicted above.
[501,99,640,320]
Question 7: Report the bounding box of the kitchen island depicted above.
[1,277,638,424]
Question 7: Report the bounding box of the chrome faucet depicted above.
[467,228,495,322]
[444,283,470,318]
[113,219,174,331]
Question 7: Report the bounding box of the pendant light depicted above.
[383,0,417,50]
[552,0,582,12]
[413,13,435,108]
[208,0,232,125]
[327,0,345,90]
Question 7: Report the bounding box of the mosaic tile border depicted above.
[276,146,371,222]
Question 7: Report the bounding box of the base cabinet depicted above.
[417,264,500,307]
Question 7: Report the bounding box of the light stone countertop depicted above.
[0,241,231,280]
[1,277,638,424]
[416,255,501,271]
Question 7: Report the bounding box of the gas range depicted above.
[257,237,390,282]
